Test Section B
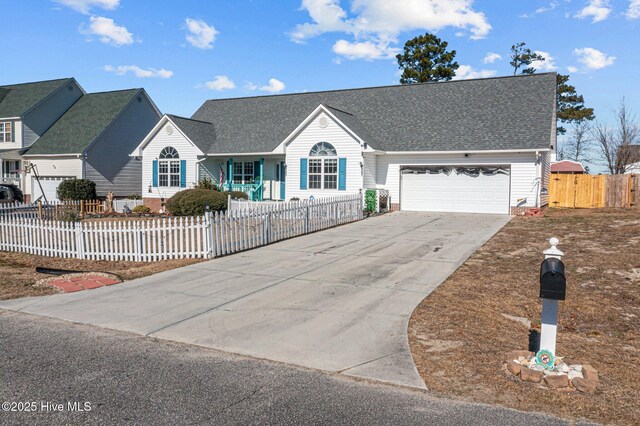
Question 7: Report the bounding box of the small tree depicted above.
[593,98,640,174]
[56,179,97,201]
[509,42,545,75]
[563,121,593,163]
[397,33,459,83]
[556,74,595,134]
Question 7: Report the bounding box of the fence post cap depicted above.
[543,237,564,259]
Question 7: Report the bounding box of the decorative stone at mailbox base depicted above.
[503,350,599,393]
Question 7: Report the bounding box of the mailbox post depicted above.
[539,237,566,358]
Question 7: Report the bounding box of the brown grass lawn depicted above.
[409,208,640,425]
[0,251,202,300]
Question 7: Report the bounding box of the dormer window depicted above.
[0,122,12,143]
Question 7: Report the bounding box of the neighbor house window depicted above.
[233,162,254,184]
[2,160,20,179]
[159,146,180,187]
[0,122,12,143]
[308,142,338,190]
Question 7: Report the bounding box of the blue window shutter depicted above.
[338,157,347,191]
[227,159,233,184]
[254,160,260,179]
[300,158,308,190]
[152,160,158,187]
[180,160,186,188]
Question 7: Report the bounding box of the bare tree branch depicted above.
[563,121,593,163]
[593,98,640,174]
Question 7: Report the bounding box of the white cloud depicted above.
[627,0,640,19]
[185,18,218,49]
[244,82,259,91]
[259,78,286,93]
[483,52,501,64]
[290,0,352,43]
[452,65,497,80]
[530,51,557,71]
[520,1,558,18]
[204,75,236,90]
[104,65,173,78]
[567,66,579,73]
[290,0,491,60]
[574,47,616,69]
[575,0,611,23]
[83,16,134,46]
[535,1,558,14]
[332,39,398,60]
[54,0,119,14]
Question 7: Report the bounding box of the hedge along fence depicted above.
[0,195,363,262]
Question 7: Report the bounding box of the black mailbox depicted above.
[539,258,566,300]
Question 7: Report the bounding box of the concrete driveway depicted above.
[0,212,510,389]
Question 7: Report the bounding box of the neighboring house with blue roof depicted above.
[0,78,161,202]
[134,73,557,215]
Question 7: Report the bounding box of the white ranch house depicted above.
[133,73,557,215]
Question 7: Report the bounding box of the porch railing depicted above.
[221,181,263,201]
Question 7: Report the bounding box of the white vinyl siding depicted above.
[141,123,199,199]
[376,152,541,209]
[285,111,363,200]
[363,153,376,189]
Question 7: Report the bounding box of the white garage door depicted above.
[400,166,510,214]
[31,177,73,203]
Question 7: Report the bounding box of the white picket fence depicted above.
[0,195,363,262]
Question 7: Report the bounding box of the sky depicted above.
[1,0,639,169]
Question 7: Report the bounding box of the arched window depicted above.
[159,147,180,187]
[309,142,337,157]
[308,142,338,189]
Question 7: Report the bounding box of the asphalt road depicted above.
[0,312,587,426]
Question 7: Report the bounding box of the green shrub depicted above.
[132,205,151,214]
[56,179,96,201]
[196,176,217,191]
[364,189,377,212]
[166,189,227,216]
[127,194,142,200]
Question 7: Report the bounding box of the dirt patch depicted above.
[0,251,202,300]
[409,208,640,425]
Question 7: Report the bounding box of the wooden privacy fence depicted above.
[549,174,639,208]
[0,195,363,262]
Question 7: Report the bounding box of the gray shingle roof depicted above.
[324,105,376,146]
[166,114,216,154]
[25,89,141,155]
[0,78,73,118]
[192,73,556,154]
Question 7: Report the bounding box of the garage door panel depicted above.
[31,177,73,203]
[401,168,510,214]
